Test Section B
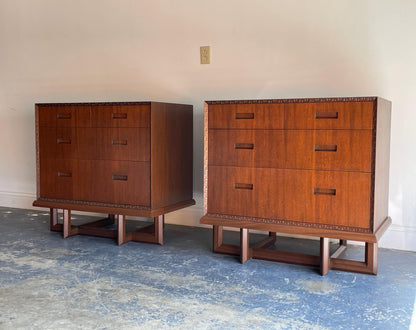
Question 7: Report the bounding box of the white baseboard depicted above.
[378,224,416,251]
[1,191,415,252]
[0,191,38,210]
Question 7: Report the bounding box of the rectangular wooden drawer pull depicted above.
[315,111,338,119]
[234,183,253,190]
[112,174,128,181]
[235,113,254,120]
[314,144,337,152]
[112,113,127,119]
[234,143,254,150]
[313,188,336,196]
[112,139,128,146]
[57,113,71,119]
[57,138,71,145]
[58,172,72,178]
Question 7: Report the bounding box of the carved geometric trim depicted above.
[205,97,378,105]
[35,102,151,107]
[37,198,152,211]
[206,213,372,234]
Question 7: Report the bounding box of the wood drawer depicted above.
[76,160,150,206]
[284,102,374,129]
[38,127,150,162]
[91,104,150,127]
[208,129,372,172]
[285,130,372,172]
[95,128,150,161]
[284,169,371,229]
[37,105,91,127]
[207,166,284,219]
[208,103,284,129]
[39,127,77,159]
[208,129,285,168]
[39,158,76,200]
[39,159,150,206]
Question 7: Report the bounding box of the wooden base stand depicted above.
[212,225,378,275]
[50,208,164,246]
[321,238,378,275]
[117,214,164,246]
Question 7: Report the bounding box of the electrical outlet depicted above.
[200,46,211,64]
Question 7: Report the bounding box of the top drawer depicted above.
[208,103,284,129]
[37,105,91,127]
[284,101,374,129]
[91,104,150,127]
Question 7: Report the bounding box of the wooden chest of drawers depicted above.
[34,102,194,245]
[201,97,391,275]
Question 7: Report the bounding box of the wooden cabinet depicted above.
[34,102,194,245]
[201,97,392,275]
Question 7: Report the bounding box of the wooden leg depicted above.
[213,225,223,252]
[365,242,378,275]
[240,228,250,264]
[252,232,277,250]
[108,214,116,223]
[329,240,378,275]
[49,208,62,231]
[154,215,164,245]
[211,225,240,255]
[117,215,125,246]
[320,237,330,275]
[331,240,347,259]
[63,209,71,239]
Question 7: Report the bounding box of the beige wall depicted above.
[1,0,415,250]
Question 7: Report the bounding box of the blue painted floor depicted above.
[0,206,415,329]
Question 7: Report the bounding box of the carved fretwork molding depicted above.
[206,213,372,234]
[205,97,378,105]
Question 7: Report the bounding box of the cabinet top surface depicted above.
[205,96,389,105]
[35,101,190,107]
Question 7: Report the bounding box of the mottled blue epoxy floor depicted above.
[0,207,415,329]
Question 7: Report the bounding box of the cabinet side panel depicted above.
[204,102,209,213]
[373,98,392,232]
[150,103,193,209]
[35,105,40,199]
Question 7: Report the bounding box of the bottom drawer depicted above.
[40,158,75,200]
[284,170,371,229]
[207,166,371,229]
[39,159,150,206]
[207,166,284,219]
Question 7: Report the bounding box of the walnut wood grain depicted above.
[202,97,391,275]
[284,169,372,229]
[208,103,284,129]
[207,166,284,220]
[284,130,372,172]
[150,102,193,210]
[284,101,374,129]
[208,129,285,168]
[34,101,194,245]
[95,128,150,161]
[209,129,372,172]
[38,105,91,127]
[91,104,150,128]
